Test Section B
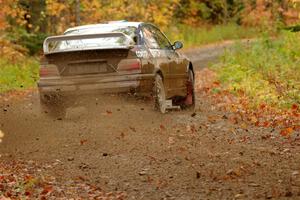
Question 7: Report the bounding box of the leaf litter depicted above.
[0,160,126,199]
[195,69,300,137]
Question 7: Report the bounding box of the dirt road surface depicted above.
[1,43,300,199]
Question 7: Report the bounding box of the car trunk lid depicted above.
[41,33,138,76]
[44,49,130,76]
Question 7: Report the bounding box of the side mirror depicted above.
[173,41,183,50]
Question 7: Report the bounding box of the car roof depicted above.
[65,22,143,33]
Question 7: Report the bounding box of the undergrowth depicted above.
[213,32,300,109]
[0,57,39,93]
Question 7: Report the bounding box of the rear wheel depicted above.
[154,75,166,113]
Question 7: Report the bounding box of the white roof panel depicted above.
[65,22,142,34]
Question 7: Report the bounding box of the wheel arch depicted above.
[154,69,164,81]
[188,62,194,75]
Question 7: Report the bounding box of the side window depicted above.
[142,25,172,50]
[142,26,160,49]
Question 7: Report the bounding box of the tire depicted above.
[39,93,66,119]
[154,74,167,113]
[184,69,196,110]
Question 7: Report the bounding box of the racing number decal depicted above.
[136,50,149,58]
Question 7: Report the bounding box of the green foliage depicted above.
[0,57,39,93]
[213,32,300,108]
[166,23,259,47]
[8,28,48,55]
[21,33,47,55]
[175,0,246,25]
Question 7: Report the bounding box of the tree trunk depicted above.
[75,0,80,26]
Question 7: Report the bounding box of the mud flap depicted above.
[165,100,181,110]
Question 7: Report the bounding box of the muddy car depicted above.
[38,22,195,116]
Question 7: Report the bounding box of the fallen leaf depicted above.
[280,127,294,137]
[248,183,260,187]
[106,110,112,115]
[260,103,267,109]
[235,193,244,199]
[168,137,175,145]
[25,191,31,196]
[129,127,136,132]
[80,139,88,145]
[120,132,125,138]
[103,153,108,156]
[196,171,201,179]
[240,122,248,129]
[292,171,299,176]
[292,104,299,110]
[0,130,4,138]
[40,185,53,195]
[263,121,270,127]
[160,124,166,131]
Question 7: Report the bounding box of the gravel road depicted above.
[1,43,300,199]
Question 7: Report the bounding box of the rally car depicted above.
[38,21,195,117]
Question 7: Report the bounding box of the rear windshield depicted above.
[47,26,137,53]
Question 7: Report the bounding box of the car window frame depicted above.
[140,24,173,50]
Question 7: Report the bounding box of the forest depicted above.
[1,0,300,57]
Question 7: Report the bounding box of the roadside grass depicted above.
[212,32,300,110]
[166,23,259,48]
[0,57,39,93]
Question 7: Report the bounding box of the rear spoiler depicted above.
[43,32,135,54]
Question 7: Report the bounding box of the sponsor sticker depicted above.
[136,50,149,58]
[150,49,161,57]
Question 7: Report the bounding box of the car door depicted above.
[141,24,175,94]
[144,25,187,97]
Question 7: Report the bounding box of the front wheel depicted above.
[154,75,167,113]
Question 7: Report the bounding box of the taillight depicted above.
[39,65,60,77]
[117,59,141,71]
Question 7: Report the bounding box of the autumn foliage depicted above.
[0,0,300,58]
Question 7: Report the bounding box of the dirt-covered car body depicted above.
[38,22,194,113]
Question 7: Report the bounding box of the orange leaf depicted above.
[260,103,267,110]
[255,121,260,127]
[129,126,136,132]
[280,127,294,137]
[213,81,220,86]
[263,121,270,127]
[106,110,112,115]
[160,124,166,130]
[80,139,87,145]
[250,116,258,124]
[40,185,53,195]
[292,104,299,110]
[25,191,31,196]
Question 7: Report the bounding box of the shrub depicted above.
[0,57,39,92]
[213,32,300,109]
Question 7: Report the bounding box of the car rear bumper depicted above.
[38,73,154,96]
